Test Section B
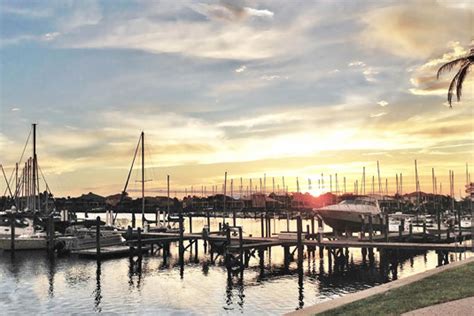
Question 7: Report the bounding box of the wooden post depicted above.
[409,223,413,238]
[47,214,54,253]
[283,245,290,270]
[317,217,323,243]
[360,216,365,239]
[127,226,133,253]
[207,209,211,231]
[10,212,15,252]
[238,227,243,266]
[384,213,389,242]
[267,214,271,237]
[194,239,198,262]
[311,216,315,240]
[328,248,333,270]
[179,211,184,265]
[96,216,101,259]
[189,215,193,234]
[286,212,290,232]
[258,249,264,275]
[296,215,303,266]
[437,210,441,240]
[423,220,427,238]
[137,227,142,256]
[306,224,310,239]
[368,216,373,242]
[260,214,264,238]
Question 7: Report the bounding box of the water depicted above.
[0,216,470,315]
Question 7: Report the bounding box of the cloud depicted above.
[360,1,473,58]
[191,1,274,22]
[0,4,53,18]
[363,67,378,82]
[370,112,387,118]
[260,75,281,81]
[235,65,246,73]
[409,42,474,100]
[348,61,366,67]
[377,100,388,107]
[11,107,20,111]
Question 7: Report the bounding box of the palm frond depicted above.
[437,57,467,79]
[447,70,461,107]
[456,63,471,101]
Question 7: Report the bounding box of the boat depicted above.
[461,216,472,229]
[315,197,384,233]
[56,226,123,252]
[0,211,48,250]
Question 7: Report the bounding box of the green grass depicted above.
[319,262,474,316]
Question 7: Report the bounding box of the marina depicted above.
[1,1,473,314]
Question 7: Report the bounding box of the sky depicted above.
[0,0,473,198]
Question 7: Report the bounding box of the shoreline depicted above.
[286,256,474,315]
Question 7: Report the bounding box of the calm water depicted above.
[0,216,470,315]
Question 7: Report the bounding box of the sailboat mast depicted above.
[141,131,145,224]
[32,123,37,211]
[167,175,170,227]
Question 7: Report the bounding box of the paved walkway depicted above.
[286,257,474,315]
[402,296,474,315]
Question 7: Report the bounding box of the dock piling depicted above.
[368,216,373,242]
[96,216,101,259]
[296,215,303,266]
[10,212,15,253]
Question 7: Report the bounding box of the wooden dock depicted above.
[75,245,150,259]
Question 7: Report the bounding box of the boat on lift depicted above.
[315,196,384,233]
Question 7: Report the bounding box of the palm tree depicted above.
[437,48,473,107]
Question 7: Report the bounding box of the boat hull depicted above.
[0,237,47,250]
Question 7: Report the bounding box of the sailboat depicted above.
[0,124,49,250]
[113,132,173,233]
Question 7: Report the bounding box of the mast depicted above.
[222,171,227,225]
[141,131,145,224]
[15,163,18,207]
[415,159,420,208]
[32,123,37,211]
[167,175,170,227]
[362,167,366,195]
[377,160,381,195]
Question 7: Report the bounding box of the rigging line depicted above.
[1,165,14,198]
[3,128,32,197]
[38,163,52,194]
[38,164,56,214]
[113,134,141,223]
[145,141,157,187]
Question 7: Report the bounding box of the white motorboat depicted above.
[315,197,384,233]
[0,215,47,250]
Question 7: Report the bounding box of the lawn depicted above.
[318,261,474,316]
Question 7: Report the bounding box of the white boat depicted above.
[0,215,47,250]
[460,216,472,229]
[315,197,383,233]
[57,227,123,251]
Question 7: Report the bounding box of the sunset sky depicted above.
[0,0,473,198]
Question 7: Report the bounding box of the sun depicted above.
[308,188,324,197]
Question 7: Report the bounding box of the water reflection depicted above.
[93,260,101,312]
[0,216,470,315]
[48,257,55,298]
[225,269,245,312]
